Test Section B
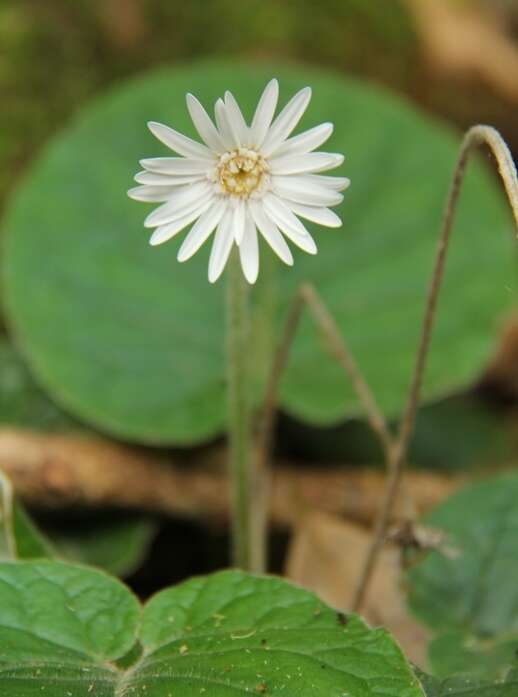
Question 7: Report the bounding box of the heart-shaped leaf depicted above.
[3,61,516,443]
[0,561,424,697]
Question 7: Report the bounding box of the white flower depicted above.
[128,79,349,284]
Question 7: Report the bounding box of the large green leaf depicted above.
[3,61,516,444]
[0,562,424,696]
[406,473,518,679]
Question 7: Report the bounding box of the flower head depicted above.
[128,80,349,284]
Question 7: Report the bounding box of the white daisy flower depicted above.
[128,79,349,284]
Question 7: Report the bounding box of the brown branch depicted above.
[352,125,518,611]
[0,428,458,527]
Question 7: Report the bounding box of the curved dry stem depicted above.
[0,470,16,558]
[352,125,518,611]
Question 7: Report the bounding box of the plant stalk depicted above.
[226,249,252,570]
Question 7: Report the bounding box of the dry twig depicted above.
[0,428,458,527]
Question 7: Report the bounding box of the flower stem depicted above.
[226,248,252,570]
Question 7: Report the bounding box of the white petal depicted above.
[248,199,293,266]
[261,87,312,157]
[140,157,211,175]
[149,198,212,246]
[208,207,235,283]
[177,198,227,262]
[214,98,237,150]
[250,79,279,148]
[224,91,249,147]
[232,198,246,245]
[186,93,226,153]
[239,214,259,284]
[269,152,344,176]
[127,185,177,203]
[304,174,351,191]
[273,123,333,157]
[286,200,342,228]
[272,176,343,207]
[134,170,204,186]
[262,194,316,254]
[147,121,214,160]
[144,180,212,228]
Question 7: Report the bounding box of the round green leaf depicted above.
[3,61,516,444]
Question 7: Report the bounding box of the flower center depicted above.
[216,148,268,197]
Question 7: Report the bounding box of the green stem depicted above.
[226,249,252,570]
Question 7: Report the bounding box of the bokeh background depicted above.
[1,0,518,671]
[3,0,518,214]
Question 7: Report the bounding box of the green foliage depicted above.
[428,632,518,681]
[406,473,518,679]
[282,394,514,470]
[0,562,424,696]
[51,515,157,577]
[3,61,516,444]
[1,467,154,576]
[0,561,139,695]
[0,339,79,431]
[0,472,54,560]
[418,668,518,697]
[6,503,55,559]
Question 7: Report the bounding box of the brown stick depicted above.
[0,428,458,527]
[352,125,518,611]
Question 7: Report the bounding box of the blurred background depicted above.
[1,0,518,670]
[3,0,518,213]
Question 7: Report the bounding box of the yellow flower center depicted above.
[217,148,267,197]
